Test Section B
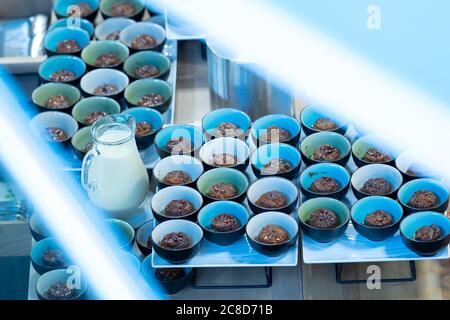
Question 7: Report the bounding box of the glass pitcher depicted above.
[81,114,149,219]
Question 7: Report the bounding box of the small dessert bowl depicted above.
[197,201,250,246]
[54,0,99,22]
[38,55,86,86]
[299,163,350,200]
[71,126,93,160]
[395,150,441,182]
[400,211,450,257]
[31,237,71,275]
[124,78,173,114]
[72,96,121,127]
[154,124,204,158]
[44,26,90,56]
[199,137,251,172]
[153,155,204,189]
[398,178,450,215]
[197,167,249,204]
[124,51,171,81]
[29,214,52,242]
[351,164,403,200]
[81,40,130,70]
[247,177,299,215]
[32,82,81,113]
[298,197,350,243]
[122,107,164,149]
[100,0,146,21]
[120,22,167,52]
[300,131,351,166]
[36,269,88,300]
[30,111,79,147]
[151,186,203,223]
[100,218,135,250]
[351,196,404,241]
[300,104,348,136]
[202,108,252,141]
[352,135,397,168]
[151,219,203,264]
[48,17,95,38]
[80,68,129,101]
[246,211,298,256]
[136,220,154,256]
[250,114,301,147]
[251,142,301,180]
[94,17,135,41]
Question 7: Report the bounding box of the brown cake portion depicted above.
[408,190,439,209]
[47,282,75,300]
[414,224,442,241]
[261,159,293,175]
[211,214,241,232]
[56,40,80,53]
[110,2,137,17]
[131,35,157,50]
[45,95,70,109]
[95,53,121,67]
[310,177,341,193]
[84,111,108,125]
[136,121,152,137]
[155,268,185,281]
[134,65,160,78]
[208,183,238,200]
[214,122,243,137]
[42,248,66,268]
[312,144,340,161]
[83,142,93,153]
[44,127,68,142]
[307,208,340,229]
[361,178,393,195]
[164,200,195,217]
[363,148,391,163]
[166,137,193,154]
[68,2,93,17]
[50,70,76,82]
[106,31,121,40]
[313,118,338,131]
[163,171,192,185]
[364,210,394,227]
[257,224,289,244]
[160,232,192,249]
[261,126,291,142]
[93,84,119,96]
[255,191,288,209]
[211,153,238,167]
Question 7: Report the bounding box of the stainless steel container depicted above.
[207,38,294,120]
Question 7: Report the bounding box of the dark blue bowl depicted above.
[124,51,171,81]
[124,78,173,114]
[39,55,86,86]
[36,269,88,300]
[352,135,397,168]
[351,164,403,200]
[395,150,441,182]
[29,214,52,242]
[95,17,135,40]
[153,155,204,189]
[54,0,99,21]
[199,137,250,172]
[251,143,301,180]
[299,163,350,200]
[31,238,71,275]
[100,0,146,21]
[298,197,350,243]
[202,108,251,141]
[300,104,348,136]
[400,211,450,256]
[250,114,301,147]
[136,220,154,256]
[81,40,130,70]
[398,178,449,215]
[351,196,403,241]
[30,111,79,148]
[122,107,164,150]
[198,201,249,246]
[155,124,204,158]
[79,68,129,101]
[72,96,121,127]
[300,132,351,166]
[32,82,81,113]
[101,219,135,251]
[120,22,167,53]
[246,211,298,256]
[48,18,95,38]
[44,27,90,56]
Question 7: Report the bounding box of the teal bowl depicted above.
[300,104,348,136]
[100,218,135,251]
[122,107,164,149]
[250,143,301,179]
[54,0,99,22]
[36,269,88,300]
[31,237,71,275]
[120,22,166,52]
[81,40,129,70]
[100,0,146,21]
[202,108,251,140]
[352,135,397,167]
[44,27,90,56]
[124,78,173,113]
[155,124,204,158]
[72,96,121,127]
[124,51,171,81]
[38,55,86,86]
[32,83,81,113]
[71,126,93,160]
[48,18,95,38]
[95,17,135,40]
[250,114,301,147]
[300,132,351,166]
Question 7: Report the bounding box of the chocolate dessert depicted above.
[135,121,152,137]
[313,118,338,131]
[261,159,293,175]
[163,171,192,185]
[50,70,76,82]
[261,126,291,142]
[155,268,185,281]
[164,200,195,217]
[211,214,241,232]
[47,282,75,300]
[94,53,121,67]
[134,65,160,78]
[56,40,80,53]
[106,31,121,41]
[110,2,137,17]
[310,176,341,193]
[361,178,393,195]
[255,191,288,209]
[414,224,442,241]
[160,232,192,250]
[363,148,391,163]
[138,93,164,106]
[42,248,66,268]
[214,122,243,137]
[312,144,341,162]
[83,142,93,153]
[408,190,439,209]
[131,35,157,50]
[208,182,238,199]
[84,111,108,125]
[45,95,70,109]
[166,137,193,153]
[257,224,289,244]
[93,84,119,96]
[68,2,93,17]
[307,208,340,229]
[44,127,68,142]
[211,153,238,167]
[364,210,394,227]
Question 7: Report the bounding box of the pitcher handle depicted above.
[81,149,98,192]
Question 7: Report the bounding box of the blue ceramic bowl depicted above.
[81,40,129,70]
[247,177,299,214]
[153,155,204,189]
[246,211,298,256]
[202,108,251,140]
[80,68,129,101]
[300,132,351,166]
[298,197,350,243]
[120,22,166,52]
[398,179,449,215]
[300,104,348,136]
[199,137,251,172]
[124,51,171,81]
[151,219,203,264]
[30,111,79,147]
[136,220,154,256]
[122,107,164,149]
[400,211,450,256]
[351,196,404,241]
[351,164,403,200]
[251,114,301,147]
[39,55,86,86]
[72,96,121,127]
[100,0,146,21]
[251,143,301,179]
[44,27,90,56]
[198,201,250,246]
[352,135,397,167]
[124,78,173,113]
[151,186,203,223]
[71,126,93,160]
[197,168,249,203]
[54,0,99,21]
[395,150,441,182]
[299,163,350,200]
[95,17,135,40]
[48,18,95,38]
[32,82,81,113]
[29,214,52,242]
[155,124,204,158]
[101,218,135,250]
[36,269,88,300]
[31,237,71,275]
